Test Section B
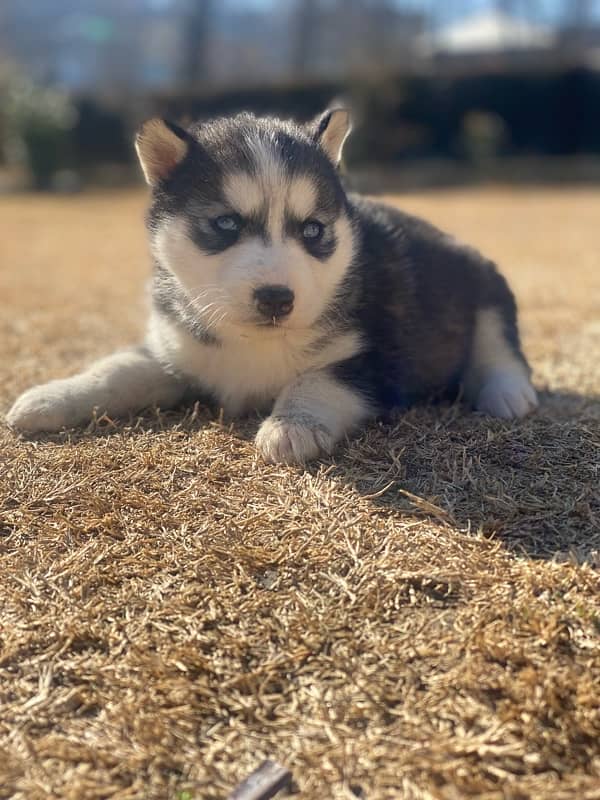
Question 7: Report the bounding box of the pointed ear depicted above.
[135,119,190,186]
[311,108,352,165]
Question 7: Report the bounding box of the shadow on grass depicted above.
[324,389,600,562]
[12,389,599,563]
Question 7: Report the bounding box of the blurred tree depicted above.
[569,0,592,27]
[179,0,215,86]
[292,0,320,76]
[1,65,77,188]
[330,0,423,76]
[337,0,362,72]
[568,0,592,35]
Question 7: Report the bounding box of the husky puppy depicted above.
[7,109,537,463]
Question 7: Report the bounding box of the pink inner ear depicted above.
[153,141,182,177]
[137,120,188,183]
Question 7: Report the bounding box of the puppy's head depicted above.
[136,109,355,337]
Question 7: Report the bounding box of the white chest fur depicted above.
[147,313,362,415]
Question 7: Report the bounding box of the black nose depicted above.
[253,285,295,319]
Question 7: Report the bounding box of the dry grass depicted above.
[1,187,599,800]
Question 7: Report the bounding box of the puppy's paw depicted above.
[6,382,85,433]
[476,369,538,420]
[255,415,334,464]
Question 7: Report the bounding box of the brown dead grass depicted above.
[0,187,599,800]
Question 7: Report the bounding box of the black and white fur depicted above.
[7,109,537,463]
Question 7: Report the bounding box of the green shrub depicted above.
[1,66,77,189]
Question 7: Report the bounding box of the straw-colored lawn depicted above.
[1,187,599,799]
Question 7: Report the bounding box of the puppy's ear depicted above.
[311,108,352,165]
[135,119,190,186]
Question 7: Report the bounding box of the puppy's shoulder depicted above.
[349,192,499,288]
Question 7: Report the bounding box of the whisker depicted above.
[184,291,229,314]
[211,310,229,329]
[204,304,229,329]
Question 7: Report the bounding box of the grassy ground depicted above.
[1,187,599,800]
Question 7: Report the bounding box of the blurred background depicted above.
[1,0,600,191]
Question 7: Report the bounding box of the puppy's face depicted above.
[137,110,355,337]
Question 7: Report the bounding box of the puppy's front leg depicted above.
[255,370,372,464]
[7,347,187,433]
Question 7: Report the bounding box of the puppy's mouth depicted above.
[233,306,297,331]
[248,312,293,329]
[226,316,284,335]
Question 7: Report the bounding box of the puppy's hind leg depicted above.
[6,347,187,433]
[464,307,538,420]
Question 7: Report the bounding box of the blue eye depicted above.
[214,214,240,232]
[302,220,324,240]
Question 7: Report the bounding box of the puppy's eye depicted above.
[213,214,240,233]
[302,220,324,240]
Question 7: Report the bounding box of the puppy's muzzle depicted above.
[253,285,295,320]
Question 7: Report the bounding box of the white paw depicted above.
[6,382,86,433]
[476,369,538,420]
[255,415,334,464]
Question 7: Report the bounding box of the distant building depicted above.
[424,10,555,55]
[420,9,561,73]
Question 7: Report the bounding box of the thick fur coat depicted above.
[7,109,537,462]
